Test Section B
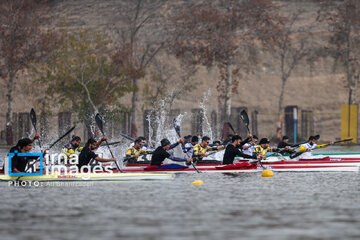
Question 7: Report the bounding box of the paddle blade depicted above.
[290,151,305,159]
[30,108,37,130]
[173,118,181,138]
[240,110,249,127]
[95,113,104,134]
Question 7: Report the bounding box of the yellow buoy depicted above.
[262,169,274,177]
[192,180,204,185]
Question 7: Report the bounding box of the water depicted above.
[1,146,360,240]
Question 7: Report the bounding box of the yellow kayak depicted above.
[0,172,175,182]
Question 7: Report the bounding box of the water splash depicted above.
[200,89,213,140]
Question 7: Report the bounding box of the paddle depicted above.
[240,110,251,134]
[227,122,236,134]
[173,118,200,173]
[290,138,353,159]
[49,126,76,149]
[290,135,320,148]
[119,133,135,142]
[107,141,121,146]
[95,113,123,173]
[30,108,42,151]
[239,110,270,173]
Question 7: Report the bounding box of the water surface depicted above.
[0,147,359,240]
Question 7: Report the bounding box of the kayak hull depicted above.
[0,172,175,182]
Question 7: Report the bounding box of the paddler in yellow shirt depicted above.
[61,136,83,158]
[254,138,277,159]
[125,138,149,163]
[193,136,225,162]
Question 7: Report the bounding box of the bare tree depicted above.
[143,56,196,109]
[170,0,282,135]
[273,9,316,141]
[111,0,168,138]
[0,0,56,145]
[317,0,360,105]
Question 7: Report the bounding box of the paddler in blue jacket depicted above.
[183,135,198,158]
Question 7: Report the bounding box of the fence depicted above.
[142,107,344,143]
[0,108,348,146]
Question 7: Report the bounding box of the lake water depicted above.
[0,146,359,240]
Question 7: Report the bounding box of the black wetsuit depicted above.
[150,143,186,166]
[9,146,39,172]
[77,145,98,168]
[277,141,295,154]
[223,144,256,165]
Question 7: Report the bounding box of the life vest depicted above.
[254,145,274,156]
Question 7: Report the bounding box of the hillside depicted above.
[0,0,357,143]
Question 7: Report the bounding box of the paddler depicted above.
[61,135,83,158]
[125,137,150,163]
[193,136,225,162]
[299,136,333,153]
[253,138,277,159]
[183,135,198,158]
[77,137,116,169]
[150,138,192,167]
[223,135,258,165]
[130,136,150,151]
[8,135,44,173]
[242,135,258,155]
[277,136,294,154]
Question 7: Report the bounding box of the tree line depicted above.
[0,0,359,145]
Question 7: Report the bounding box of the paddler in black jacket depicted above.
[9,135,42,173]
[223,135,258,165]
[277,136,294,154]
[151,138,192,166]
[77,138,116,169]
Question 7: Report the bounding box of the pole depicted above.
[293,107,297,144]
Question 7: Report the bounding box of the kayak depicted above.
[0,172,175,182]
[121,163,359,173]
[126,153,360,167]
[2,153,359,176]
